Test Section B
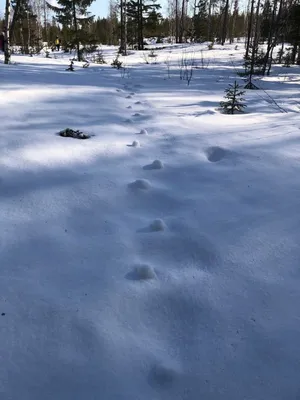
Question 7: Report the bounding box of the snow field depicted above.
[1,42,300,400]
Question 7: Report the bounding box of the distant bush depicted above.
[111,55,123,69]
[93,50,106,64]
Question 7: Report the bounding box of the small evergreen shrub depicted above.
[66,60,74,71]
[220,81,246,114]
[111,55,123,69]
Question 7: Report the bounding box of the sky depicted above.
[87,0,117,17]
[0,0,169,19]
[0,0,111,18]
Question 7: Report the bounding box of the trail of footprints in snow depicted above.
[122,85,227,388]
[125,84,165,273]
[123,85,172,388]
[124,87,150,120]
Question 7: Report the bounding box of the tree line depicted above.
[1,0,300,74]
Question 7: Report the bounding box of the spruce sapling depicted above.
[66,60,74,71]
[220,81,246,114]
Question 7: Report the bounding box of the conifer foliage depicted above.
[47,0,95,61]
[220,81,246,114]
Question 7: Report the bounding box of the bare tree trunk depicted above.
[120,0,124,51]
[245,0,255,59]
[27,11,31,52]
[175,0,179,43]
[230,0,238,43]
[221,0,230,45]
[245,0,261,88]
[10,0,21,45]
[4,0,11,64]
[119,0,127,53]
[296,45,300,65]
[278,39,284,63]
[262,0,277,73]
[207,0,212,40]
[21,26,25,52]
[167,0,176,42]
[72,0,80,61]
[31,0,43,50]
[43,0,48,43]
[108,0,117,45]
[138,0,143,50]
[250,0,261,72]
[265,0,284,75]
[192,0,196,41]
[291,42,297,63]
[179,0,185,42]
[123,0,127,54]
[137,0,141,49]
[244,0,250,50]
[269,0,284,71]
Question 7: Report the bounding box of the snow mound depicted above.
[135,101,143,105]
[206,146,227,162]
[139,129,148,135]
[133,113,142,117]
[127,105,132,109]
[130,92,135,95]
[149,219,166,232]
[128,179,151,190]
[149,363,178,388]
[143,160,163,170]
[126,264,157,280]
[126,95,132,99]
[124,118,133,124]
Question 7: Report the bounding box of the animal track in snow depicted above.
[149,363,178,388]
[138,128,148,135]
[150,219,166,231]
[127,140,140,148]
[143,160,163,170]
[198,110,216,116]
[128,179,151,190]
[138,219,166,233]
[206,146,228,162]
[126,264,157,280]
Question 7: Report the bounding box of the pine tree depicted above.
[286,3,300,64]
[193,0,208,42]
[229,0,239,43]
[47,0,95,61]
[220,81,246,114]
[260,0,272,42]
[126,0,161,49]
[220,0,230,45]
[10,0,39,53]
[144,8,162,37]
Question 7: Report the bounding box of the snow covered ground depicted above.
[1,43,300,399]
